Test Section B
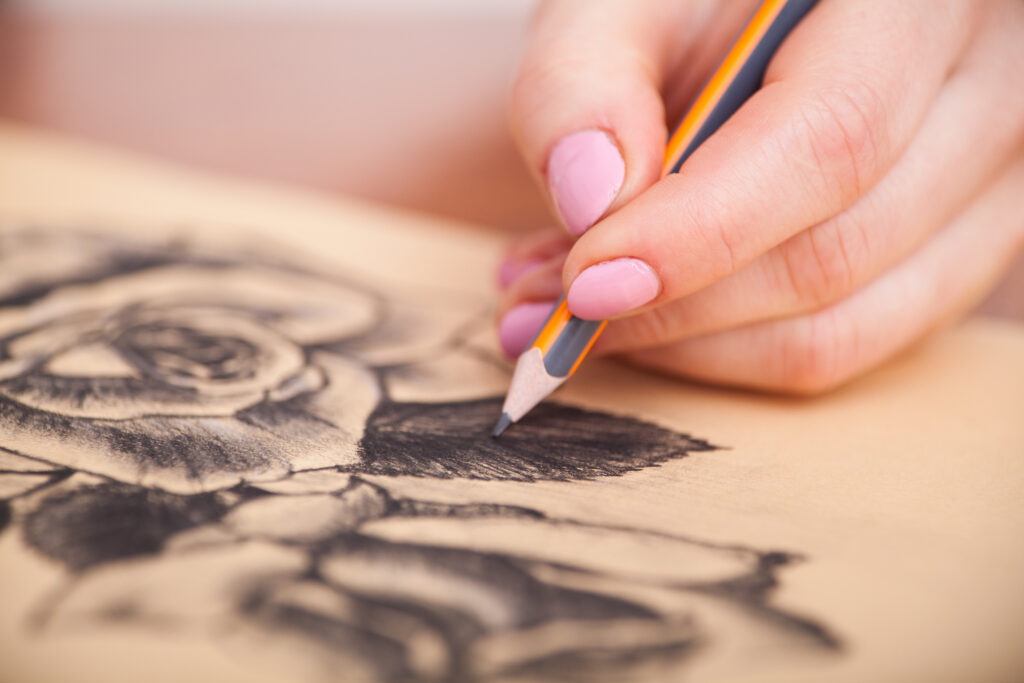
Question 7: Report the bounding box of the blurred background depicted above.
[0,0,1021,319]
[0,0,543,231]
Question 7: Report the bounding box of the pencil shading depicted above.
[0,228,840,682]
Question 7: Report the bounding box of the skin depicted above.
[498,0,1024,394]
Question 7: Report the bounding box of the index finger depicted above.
[563,0,981,320]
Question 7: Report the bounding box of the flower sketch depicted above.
[0,228,840,682]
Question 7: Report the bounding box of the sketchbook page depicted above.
[0,122,1021,683]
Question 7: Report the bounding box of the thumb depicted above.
[510,0,709,236]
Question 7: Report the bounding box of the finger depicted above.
[496,254,571,358]
[497,299,560,358]
[498,255,566,318]
[497,228,573,289]
[563,0,983,320]
[622,157,1024,394]
[511,0,716,236]
[504,228,574,263]
[595,5,1024,351]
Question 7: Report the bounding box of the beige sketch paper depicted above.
[0,122,1022,683]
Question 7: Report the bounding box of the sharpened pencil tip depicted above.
[492,412,512,438]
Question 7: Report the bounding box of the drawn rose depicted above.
[0,230,716,493]
[0,231,384,492]
[0,269,378,419]
[1,229,839,683]
[21,475,838,682]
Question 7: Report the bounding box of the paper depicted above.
[0,124,1022,683]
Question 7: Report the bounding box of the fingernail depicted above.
[567,258,659,320]
[497,257,543,289]
[498,301,557,357]
[547,130,625,236]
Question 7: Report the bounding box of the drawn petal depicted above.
[0,354,379,493]
[356,398,714,481]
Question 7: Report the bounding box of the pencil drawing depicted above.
[0,228,840,681]
[356,397,712,480]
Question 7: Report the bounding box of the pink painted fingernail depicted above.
[498,301,557,357]
[547,130,625,236]
[567,258,659,320]
[497,257,543,289]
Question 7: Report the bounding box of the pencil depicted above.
[494,0,819,437]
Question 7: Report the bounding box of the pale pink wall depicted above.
[0,8,545,230]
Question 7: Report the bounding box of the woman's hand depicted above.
[497,0,1024,393]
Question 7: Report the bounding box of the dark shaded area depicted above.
[393,498,546,520]
[243,574,490,682]
[0,374,202,407]
[318,532,661,627]
[115,323,262,383]
[0,499,9,535]
[0,393,286,481]
[0,250,179,310]
[244,531,671,681]
[356,398,714,481]
[681,552,842,651]
[246,601,416,681]
[22,482,228,570]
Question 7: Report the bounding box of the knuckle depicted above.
[604,306,678,352]
[780,214,865,309]
[510,53,629,149]
[796,82,887,205]
[510,56,578,128]
[507,257,564,300]
[509,52,600,137]
[712,222,742,275]
[675,178,741,277]
[777,309,858,394]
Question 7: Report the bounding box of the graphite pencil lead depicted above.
[492,412,512,438]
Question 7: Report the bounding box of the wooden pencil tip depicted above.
[491,412,512,438]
